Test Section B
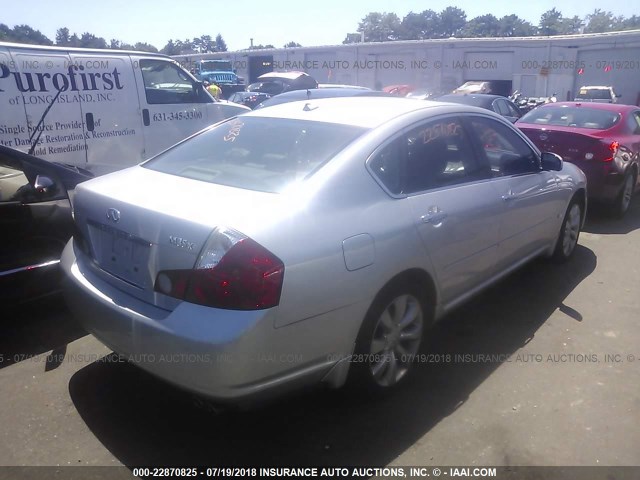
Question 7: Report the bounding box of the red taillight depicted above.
[604,141,619,162]
[155,231,284,310]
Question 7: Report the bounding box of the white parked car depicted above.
[574,86,619,103]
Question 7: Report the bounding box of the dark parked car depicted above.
[436,94,522,123]
[227,91,272,109]
[246,71,318,96]
[517,102,640,216]
[0,146,93,302]
[255,87,389,109]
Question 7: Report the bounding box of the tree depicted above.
[357,12,401,42]
[498,15,536,37]
[399,10,440,40]
[55,27,70,45]
[538,8,564,36]
[0,24,12,42]
[462,14,500,37]
[78,32,107,49]
[180,39,196,54]
[161,39,181,55]
[69,33,81,47]
[215,34,228,52]
[620,15,640,30]
[9,24,53,45]
[584,9,616,33]
[192,35,215,53]
[561,16,584,34]
[439,7,466,37]
[284,41,302,48]
[134,42,158,53]
[342,33,363,44]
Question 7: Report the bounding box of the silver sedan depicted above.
[61,97,587,404]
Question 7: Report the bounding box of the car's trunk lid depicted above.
[518,124,608,165]
[72,166,282,307]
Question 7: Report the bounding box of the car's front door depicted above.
[400,116,504,307]
[464,115,563,270]
[130,56,212,158]
[0,147,87,301]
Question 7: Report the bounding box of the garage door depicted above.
[575,49,640,105]
[463,52,514,81]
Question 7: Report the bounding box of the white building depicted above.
[174,29,640,104]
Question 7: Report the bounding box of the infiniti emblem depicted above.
[539,133,548,141]
[106,208,121,223]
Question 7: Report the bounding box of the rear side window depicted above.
[627,111,640,135]
[369,117,489,195]
[505,101,521,118]
[520,106,620,129]
[144,117,367,193]
[493,99,510,116]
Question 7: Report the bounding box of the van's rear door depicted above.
[129,56,212,157]
[5,48,88,166]
[68,53,145,175]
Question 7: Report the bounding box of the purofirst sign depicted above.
[0,42,248,174]
[0,63,124,93]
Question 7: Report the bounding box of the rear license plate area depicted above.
[87,221,152,288]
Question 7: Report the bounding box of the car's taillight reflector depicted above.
[155,227,284,310]
[604,141,619,162]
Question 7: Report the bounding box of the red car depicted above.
[517,102,640,216]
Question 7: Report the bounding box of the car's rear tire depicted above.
[613,172,635,217]
[349,283,426,392]
[552,199,582,263]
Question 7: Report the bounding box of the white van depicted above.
[0,42,249,175]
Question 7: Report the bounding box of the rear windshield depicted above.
[575,89,613,100]
[143,117,367,193]
[519,106,620,130]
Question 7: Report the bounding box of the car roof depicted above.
[436,93,504,106]
[257,88,387,105]
[258,71,310,80]
[244,96,491,128]
[533,102,637,112]
[318,84,370,90]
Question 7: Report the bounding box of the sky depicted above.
[2,0,637,51]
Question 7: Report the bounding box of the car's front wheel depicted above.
[350,284,425,391]
[552,198,582,262]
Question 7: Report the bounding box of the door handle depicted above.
[502,190,518,201]
[142,109,150,126]
[421,210,448,224]
[85,112,95,132]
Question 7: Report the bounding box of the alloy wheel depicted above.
[368,294,423,387]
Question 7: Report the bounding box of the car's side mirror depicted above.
[541,152,563,171]
[34,175,57,196]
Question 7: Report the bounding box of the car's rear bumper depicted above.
[60,239,360,404]
[573,161,629,203]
